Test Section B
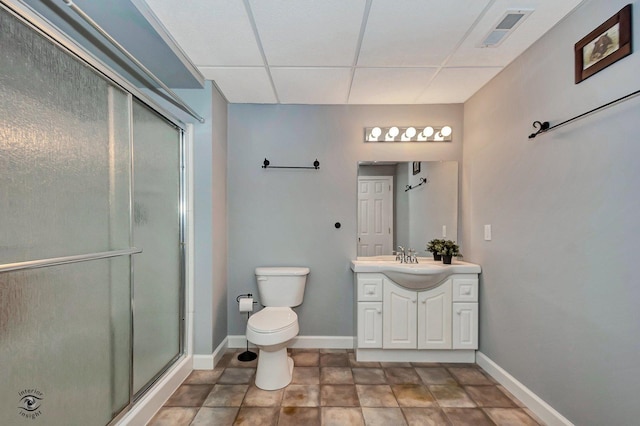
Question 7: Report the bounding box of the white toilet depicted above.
[246,266,310,390]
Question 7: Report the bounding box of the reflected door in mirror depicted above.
[358,176,393,256]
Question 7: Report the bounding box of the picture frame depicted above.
[575,4,632,84]
[412,161,421,175]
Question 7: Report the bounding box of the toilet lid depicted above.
[248,307,297,333]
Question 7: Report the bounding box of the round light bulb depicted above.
[388,126,400,137]
[440,126,452,137]
[405,127,417,138]
[422,126,434,138]
[370,127,382,138]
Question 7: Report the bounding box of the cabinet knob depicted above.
[421,300,426,304]
[456,310,462,315]
[366,290,374,295]
[376,308,382,314]
[412,300,417,304]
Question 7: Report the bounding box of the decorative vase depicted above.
[433,253,442,261]
[442,255,452,264]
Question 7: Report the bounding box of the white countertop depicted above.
[351,257,481,275]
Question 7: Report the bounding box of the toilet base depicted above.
[254,347,294,390]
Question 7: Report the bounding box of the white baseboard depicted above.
[476,352,574,426]
[115,355,192,426]
[227,335,355,349]
[192,354,214,370]
[193,337,229,370]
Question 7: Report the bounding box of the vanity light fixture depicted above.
[365,126,452,142]
[418,126,435,140]
[385,126,400,141]
[401,127,417,141]
[368,127,382,141]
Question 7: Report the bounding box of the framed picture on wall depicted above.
[412,161,421,175]
[575,4,632,84]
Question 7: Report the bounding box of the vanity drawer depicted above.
[452,278,478,302]
[357,274,384,301]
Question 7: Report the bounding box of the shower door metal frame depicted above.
[0,1,191,422]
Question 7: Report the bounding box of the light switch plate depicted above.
[442,225,447,237]
[484,224,492,241]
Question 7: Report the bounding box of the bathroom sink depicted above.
[381,270,451,290]
[350,259,481,290]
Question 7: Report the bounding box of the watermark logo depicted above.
[18,389,43,420]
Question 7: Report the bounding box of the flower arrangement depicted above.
[438,240,461,264]
[426,239,444,254]
[426,239,445,260]
[439,240,461,257]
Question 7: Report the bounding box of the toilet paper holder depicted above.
[236,294,258,362]
[236,293,258,305]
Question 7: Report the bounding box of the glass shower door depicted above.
[1,4,186,424]
[131,100,183,396]
[0,6,133,424]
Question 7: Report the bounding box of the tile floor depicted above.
[149,349,545,426]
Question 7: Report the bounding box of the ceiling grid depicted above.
[145,0,586,104]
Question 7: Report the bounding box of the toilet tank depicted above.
[255,267,310,307]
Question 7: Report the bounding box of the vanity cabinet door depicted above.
[357,302,383,348]
[417,280,452,350]
[452,303,478,349]
[383,281,417,349]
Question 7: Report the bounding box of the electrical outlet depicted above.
[442,225,447,237]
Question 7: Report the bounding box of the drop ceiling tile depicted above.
[447,0,585,67]
[200,67,277,104]
[358,0,492,67]
[248,0,366,66]
[349,68,438,104]
[416,67,502,104]
[145,0,263,66]
[270,68,352,104]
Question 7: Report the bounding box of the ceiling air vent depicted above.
[478,9,533,48]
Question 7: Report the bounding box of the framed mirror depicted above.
[357,161,458,257]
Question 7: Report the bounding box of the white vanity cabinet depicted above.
[383,281,417,349]
[354,269,479,363]
[417,281,452,349]
[452,278,479,349]
[384,279,452,350]
[356,274,383,348]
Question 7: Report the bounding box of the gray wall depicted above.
[227,104,463,335]
[210,85,228,351]
[462,1,640,424]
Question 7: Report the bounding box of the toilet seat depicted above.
[246,307,299,347]
[247,307,297,333]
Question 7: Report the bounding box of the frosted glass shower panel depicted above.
[0,8,131,264]
[0,257,132,425]
[132,100,182,394]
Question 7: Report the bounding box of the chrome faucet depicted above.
[394,246,418,263]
